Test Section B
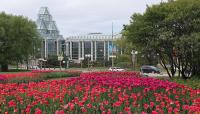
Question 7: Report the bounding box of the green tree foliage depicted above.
[47,55,59,67]
[115,54,132,68]
[114,37,134,68]
[115,38,134,54]
[123,0,200,79]
[0,12,41,71]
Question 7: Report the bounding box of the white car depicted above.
[29,65,40,69]
[108,67,125,71]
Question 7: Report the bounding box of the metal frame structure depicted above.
[36,7,65,59]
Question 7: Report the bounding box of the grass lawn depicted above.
[0,69,30,74]
[171,77,200,89]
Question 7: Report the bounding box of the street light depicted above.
[109,55,116,67]
[85,54,91,71]
[58,55,64,70]
[67,57,71,69]
[43,59,47,70]
[79,57,84,68]
[131,50,138,71]
[38,58,47,70]
[62,61,66,69]
[111,22,114,67]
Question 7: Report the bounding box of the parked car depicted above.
[29,65,40,69]
[108,67,125,71]
[140,65,161,76]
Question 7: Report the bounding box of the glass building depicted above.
[65,33,122,63]
[36,7,122,63]
[36,7,65,59]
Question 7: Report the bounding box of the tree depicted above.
[123,0,200,79]
[115,37,133,54]
[47,55,59,68]
[115,37,155,69]
[0,12,41,71]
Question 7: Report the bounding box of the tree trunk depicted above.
[177,58,181,77]
[16,61,19,70]
[1,64,8,72]
[26,59,29,70]
[178,69,181,77]
[181,71,188,80]
[160,55,172,79]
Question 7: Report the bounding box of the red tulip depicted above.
[8,100,16,107]
[25,107,31,113]
[142,111,147,114]
[168,107,173,113]
[107,109,112,114]
[81,107,87,113]
[151,111,158,114]
[87,103,92,108]
[150,102,154,108]
[35,108,42,114]
[144,103,149,109]
[101,111,106,114]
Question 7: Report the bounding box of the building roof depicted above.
[36,7,62,40]
[38,7,50,15]
[66,34,122,41]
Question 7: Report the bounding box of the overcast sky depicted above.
[0,0,164,37]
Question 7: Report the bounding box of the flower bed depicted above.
[0,72,199,113]
[0,70,81,83]
[80,71,140,78]
[31,70,81,74]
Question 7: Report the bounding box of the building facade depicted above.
[65,33,122,63]
[36,7,65,59]
[36,7,122,64]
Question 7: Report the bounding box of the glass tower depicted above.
[36,7,65,59]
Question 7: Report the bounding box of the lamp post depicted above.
[111,22,114,67]
[85,54,91,71]
[39,58,47,70]
[79,57,84,68]
[67,57,71,69]
[61,43,67,69]
[38,58,45,70]
[63,61,66,69]
[131,50,138,71]
[58,55,64,70]
[109,55,116,67]
[43,59,47,70]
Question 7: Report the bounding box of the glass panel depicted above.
[84,42,91,55]
[96,41,104,61]
[47,40,57,56]
[72,42,79,59]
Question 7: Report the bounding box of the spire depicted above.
[37,20,47,30]
[48,21,58,31]
[36,7,62,39]
[38,7,50,15]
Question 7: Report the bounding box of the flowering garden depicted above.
[0,70,81,83]
[0,71,200,114]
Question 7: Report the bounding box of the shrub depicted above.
[116,62,132,68]
[43,72,80,79]
[171,77,200,89]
